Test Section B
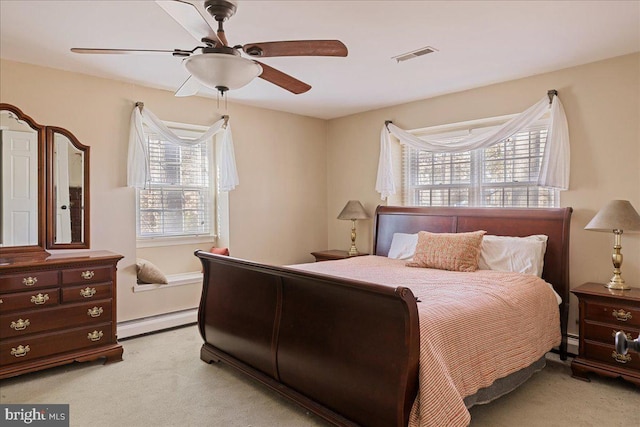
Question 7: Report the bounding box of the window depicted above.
[136,123,215,244]
[403,117,558,208]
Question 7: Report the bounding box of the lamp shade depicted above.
[183,53,263,91]
[585,200,640,232]
[337,200,370,220]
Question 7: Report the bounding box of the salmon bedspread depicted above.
[289,255,561,427]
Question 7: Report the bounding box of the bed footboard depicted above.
[196,251,420,427]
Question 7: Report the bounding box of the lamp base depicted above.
[606,279,631,291]
[348,245,359,257]
[605,271,631,291]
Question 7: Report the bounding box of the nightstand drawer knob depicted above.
[10,318,30,331]
[612,330,633,340]
[80,287,97,298]
[611,350,632,364]
[87,330,104,342]
[30,293,50,305]
[22,277,37,286]
[87,306,103,318]
[81,270,95,280]
[612,309,632,322]
[10,345,30,358]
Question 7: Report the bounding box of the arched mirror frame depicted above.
[0,103,47,255]
[46,126,90,250]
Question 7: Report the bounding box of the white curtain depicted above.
[127,105,239,191]
[375,94,570,200]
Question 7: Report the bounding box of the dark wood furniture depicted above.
[0,251,123,379]
[571,282,640,386]
[310,249,369,262]
[0,103,90,255]
[0,104,117,380]
[196,205,572,427]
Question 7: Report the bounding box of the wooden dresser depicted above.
[0,250,123,379]
[571,282,640,386]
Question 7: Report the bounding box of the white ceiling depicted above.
[1,1,639,120]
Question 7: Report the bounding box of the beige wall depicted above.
[2,53,639,334]
[326,53,640,336]
[0,59,328,322]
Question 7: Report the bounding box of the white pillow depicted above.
[387,233,419,260]
[478,234,548,277]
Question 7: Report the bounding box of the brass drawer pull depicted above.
[10,318,30,331]
[87,306,103,318]
[10,345,30,358]
[81,270,95,280]
[612,330,633,340]
[30,293,50,305]
[612,309,632,322]
[612,350,632,364]
[80,287,97,298]
[87,330,104,342]
[22,277,38,287]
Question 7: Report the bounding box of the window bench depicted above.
[133,271,203,293]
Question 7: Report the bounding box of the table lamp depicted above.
[337,200,370,256]
[585,200,640,290]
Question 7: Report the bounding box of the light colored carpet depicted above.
[1,325,636,426]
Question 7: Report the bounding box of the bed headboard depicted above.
[373,205,573,358]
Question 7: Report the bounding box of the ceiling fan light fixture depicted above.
[183,53,263,92]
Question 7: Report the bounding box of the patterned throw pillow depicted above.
[406,230,486,272]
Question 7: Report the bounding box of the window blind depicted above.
[403,121,557,208]
[137,132,213,238]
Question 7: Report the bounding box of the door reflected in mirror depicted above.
[53,133,84,244]
[0,110,39,247]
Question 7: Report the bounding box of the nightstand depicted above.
[571,282,640,386]
[310,250,369,262]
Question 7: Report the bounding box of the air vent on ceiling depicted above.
[392,46,438,63]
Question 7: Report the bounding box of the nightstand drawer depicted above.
[583,340,640,371]
[0,300,112,339]
[0,288,60,313]
[0,322,113,367]
[584,301,640,328]
[583,321,640,345]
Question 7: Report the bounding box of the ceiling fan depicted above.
[71,0,348,97]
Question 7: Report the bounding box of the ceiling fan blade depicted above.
[243,40,348,58]
[71,48,175,55]
[156,0,223,46]
[257,61,311,95]
[174,75,201,97]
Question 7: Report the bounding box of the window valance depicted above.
[127,104,239,191]
[376,93,570,199]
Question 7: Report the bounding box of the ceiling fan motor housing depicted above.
[204,0,237,21]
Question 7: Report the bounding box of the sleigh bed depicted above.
[196,206,572,427]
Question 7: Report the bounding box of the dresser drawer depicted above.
[583,320,640,345]
[0,322,113,367]
[584,301,640,328]
[0,270,59,292]
[62,265,112,285]
[0,300,112,339]
[583,340,640,371]
[61,283,112,303]
[0,288,60,314]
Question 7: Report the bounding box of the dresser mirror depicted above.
[0,103,90,254]
[0,104,46,254]
[46,126,90,249]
